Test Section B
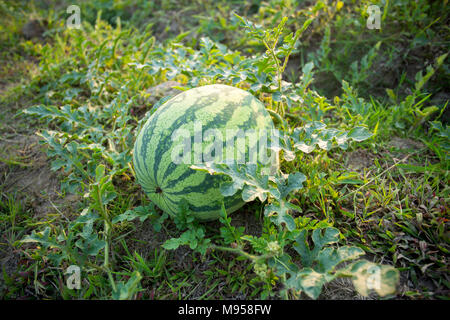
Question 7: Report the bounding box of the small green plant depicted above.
[386,53,448,133]
[234,14,312,117]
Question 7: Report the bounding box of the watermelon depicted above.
[133,84,277,221]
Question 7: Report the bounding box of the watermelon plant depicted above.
[131,16,400,299]
[12,2,435,299]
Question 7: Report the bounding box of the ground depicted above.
[0,0,448,300]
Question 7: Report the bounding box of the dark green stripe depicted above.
[133,148,155,187]
[223,113,259,164]
[186,192,243,213]
[151,94,221,186]
[164,165,196,189]
[154,93,227,185]
[163,173,219,196]
[138,91,187,183]
[161,99,246,184]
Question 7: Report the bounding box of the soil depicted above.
[388,136,425,151]
[345,149,375,172]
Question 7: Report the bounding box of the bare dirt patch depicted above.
[0,134,80,218]
[345,149,375,172]
[388,137,425,151]
[125,220,169,260]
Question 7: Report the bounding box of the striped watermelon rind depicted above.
[133,84,277,221]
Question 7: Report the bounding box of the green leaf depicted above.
[276,172,307,199]
[95,164,105,182]
[293,228,340,268]
[192,162,274,203]
[220,179,245,197]
[242,184,268,202]
[347,126,373,142]
[286,268,334,299]
[111,271,143,300]
[312,228,340,249]
[112,205,159,224]
[284,228,398,299]
[21,227,62,249]
[336,179,364,185]
[292,230,315,267]
[291,122,371,153]
[75,234,105,256]
[269,254,299,276]
[162,238,182,250]
[338,260,400,297]
[264,201,296,231]
[316,246,364,273]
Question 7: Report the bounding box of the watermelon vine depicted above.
[19,12,402,299]
[152,16,399,299]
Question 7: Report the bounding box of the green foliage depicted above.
[234,13,312,116]
[192,159,398,298]
[2,0,447,300]
[113,204,168,231]
[18,7,397,300]
[111,271,142,300]
[283,227,398,298]
[161,201,211,254]
[218,203,245,245]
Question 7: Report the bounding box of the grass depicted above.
[0,0,448,300]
